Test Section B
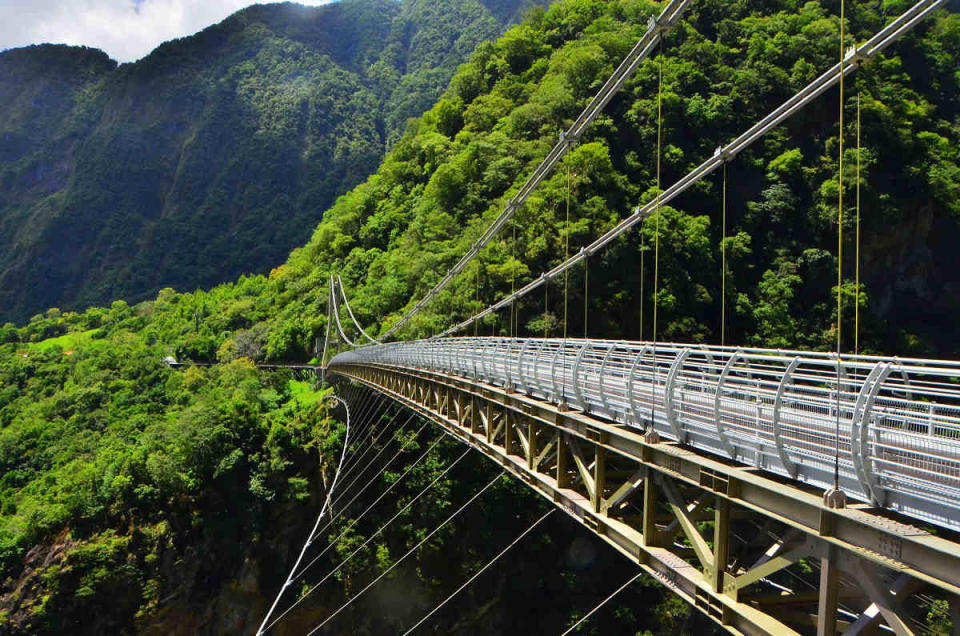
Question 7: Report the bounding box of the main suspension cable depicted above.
[306,471,506,635]
[330,274,364,349]
[320,280,333,381]
[402,508,555,634]
[336,275,381,345]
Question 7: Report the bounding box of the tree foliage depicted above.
[0,0,545,324]
[0,0,959,632]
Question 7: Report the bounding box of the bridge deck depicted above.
[330,357,960,635]
[331,337,960,534]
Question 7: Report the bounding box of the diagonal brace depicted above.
[657,474,714,571]
[603,467,647,513]
[567,437,596,499]
[733,544,809,591]
[534,433,559,471]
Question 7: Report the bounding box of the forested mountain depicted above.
[0,0,958,633]
[0,0,543,324]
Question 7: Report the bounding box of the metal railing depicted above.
[330,338,960,532]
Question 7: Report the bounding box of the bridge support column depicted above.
[592,446,606,514]
[817,546,841,636]
[642,476,657,547]
[484,402,493,444]
[527,420,537,471]
[710,498,730,595]
[469,395,480,434]
[557,434,570,488]
[504,410,516,456]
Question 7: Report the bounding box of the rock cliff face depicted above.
[0,0,544,324]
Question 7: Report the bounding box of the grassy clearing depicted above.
[27,329,97,352]
[288,379,324,407]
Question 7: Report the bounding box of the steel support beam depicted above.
[817,547,841,636]
[331,363,960,635]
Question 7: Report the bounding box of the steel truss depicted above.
[331,362,960,636]
[333,338,960,532]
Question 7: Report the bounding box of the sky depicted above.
[0,0,335,63]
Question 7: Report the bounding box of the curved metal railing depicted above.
[329,338,960,532]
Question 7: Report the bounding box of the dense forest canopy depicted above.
[0,0,543,324]
[0,0,958,633]
[264,0,960,359]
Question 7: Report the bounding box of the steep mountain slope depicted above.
[0,0,959,634]
[0,0,543,324]
[267,0,960,358]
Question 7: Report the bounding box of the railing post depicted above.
[480,339,489,382]
[471,338,479,380]
[572,343,590,412]
[592,446,606,514]
[557,434,570,488]
[665,349,691,442]
[597,344,616,418]
[713,350,742,458]
[851,362,892,506]
[550,342,563,405]
[517,339,532,394]
[626,345,651,428]
[533,340,547,396]
[772,357,801,477]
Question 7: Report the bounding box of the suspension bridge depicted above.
[257,0,960,634]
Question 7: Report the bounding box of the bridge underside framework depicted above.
[330,361,960,636]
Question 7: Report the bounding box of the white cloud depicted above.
[0,0,335,63]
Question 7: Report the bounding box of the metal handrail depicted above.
[330,337,960,532]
